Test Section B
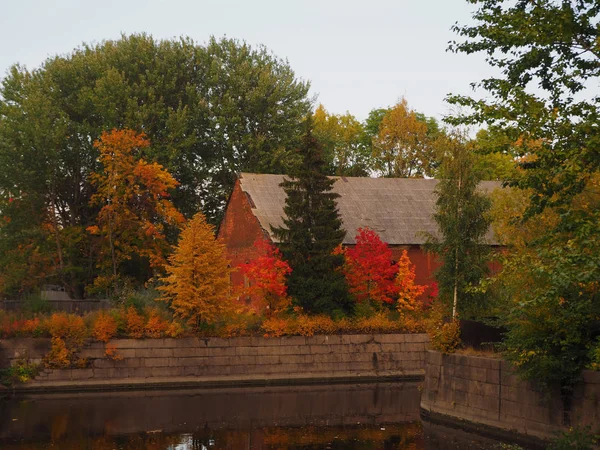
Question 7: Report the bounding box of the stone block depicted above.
[280,336,307,346]
[70,369,94,380]
[486,367,500,384]
[235,346,260,356]
[171,347,198,358]
[252,336,281,347]
[205,337,230,348]
[143,357,170,367]
[467,392,499,411]
[427,350,443,366]
[468,356,501,370]
[373,334,405,344]
[151,366,184,378]
[111,339,148,349]
[229,336,253,347]
[92,358,115,369]
[306,335,343,345]
[136,348,173,358]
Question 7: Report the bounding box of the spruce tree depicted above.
[425,133,492,320]
[271,118,350,316]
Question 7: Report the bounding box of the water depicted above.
[0,382,522,449]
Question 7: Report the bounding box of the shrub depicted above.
[548,426,599,450]
[125,306,146,338]
[92,311,118,342]
[0,359,40,386]
[429,319,461,354]
[145,310,169,338]
[166,321,184,338]
[261,317,287,337]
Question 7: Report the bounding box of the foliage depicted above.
[313,104,372,176]
[341,228,399,306]
[145,309,170,338]
[158,212,233,327]
[429,319,461,354]
[44,312,88,368]
[91,311,118,343]
[0,359,40,386]
[396,250,427,314]
[372,98,440,178]
[125,306,146,339]
[0,34,310,297]
[448,0,600,391]
[88,129,184,289]
[240,239,292,317]
[548,427,599,450]
[271,118,351,316]
[424,132,492,320]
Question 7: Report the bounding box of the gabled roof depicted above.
[238,173,501,245]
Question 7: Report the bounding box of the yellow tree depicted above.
[158,212,233,327]
[88,129,185,286]
[372,98,436,178]
[313,104,371,176]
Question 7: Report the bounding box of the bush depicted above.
[125,306,146,338]
[44,313,88,368]
[145,309,169,338]
[92,311,118,342]
[548,427,599,450]
[429,319,461,353]
[0,359,40,386]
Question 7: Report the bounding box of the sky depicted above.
[0,0,492,122]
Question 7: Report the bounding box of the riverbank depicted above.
[421,350,600,442]
[1,334,428,393]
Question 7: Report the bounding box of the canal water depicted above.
[0,382,525,449]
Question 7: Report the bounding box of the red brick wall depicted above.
[218,180,269,286]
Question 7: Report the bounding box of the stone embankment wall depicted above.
[421,350,600,441]
[1,334,428,392]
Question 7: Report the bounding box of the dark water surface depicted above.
[0,382,517,449]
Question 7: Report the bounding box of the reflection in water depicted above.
[0,382,518,449]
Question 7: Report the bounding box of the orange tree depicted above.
[341,228,399,306]
[88,129,184,289]
[395,250,426,314]
[240,239,292,317]
[158,212,232,328]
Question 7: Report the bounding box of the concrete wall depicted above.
[1,334,429,391]
[421,350,600,441]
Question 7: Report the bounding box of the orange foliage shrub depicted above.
[145,311,169,338]
[261,317,288,337]
[46,337,71,369]
[166,321,184,338]
[43,313,88,368]
[104,343,123,360]
[92,311,118,342]
[354,312,405,334]
[125,307,145,338]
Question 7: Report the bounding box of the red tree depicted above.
[240,239,292,316]
[343,227,399,304]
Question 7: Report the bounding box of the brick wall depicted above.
[1,334,428,391]
[421,350,600,441]
[217,179,269,287]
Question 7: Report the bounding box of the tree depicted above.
[88,129,184,289]
[0,34,310,295]
[271,118,350,316]
[424,133,492,320]
[240,239,292,316]
[449,0,600,390]
[372,98,440,178]
[158,212,232,327]
[396,250,427,313]
[313,105,372,176]
[341,228,398,305]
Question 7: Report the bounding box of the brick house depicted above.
[217,173,501,292]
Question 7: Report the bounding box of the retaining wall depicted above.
[421,350,600,441]
[1,334,428,392]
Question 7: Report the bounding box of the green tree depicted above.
[449,0,600,390]
[271,118,350,316]
[0,34,310,296]
[425,133,492,319]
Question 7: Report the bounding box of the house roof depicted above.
[238,173,501,245]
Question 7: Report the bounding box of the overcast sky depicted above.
[0,0,492,122]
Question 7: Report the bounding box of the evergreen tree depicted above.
[271,119,350,316]
[425,133,492,320]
